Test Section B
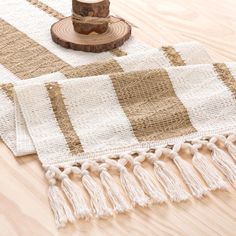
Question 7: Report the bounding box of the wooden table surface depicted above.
[1,0,236,235]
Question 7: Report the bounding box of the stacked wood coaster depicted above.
[51,0,132,52]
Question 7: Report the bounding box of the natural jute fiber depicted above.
[1,0,236,229]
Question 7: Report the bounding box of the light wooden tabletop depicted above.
[1,0,236,235]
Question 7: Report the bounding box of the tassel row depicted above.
[45,134,236,227]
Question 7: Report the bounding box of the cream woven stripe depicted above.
[15,98,36,155]
[38,0,72,17]
[168,63,236,132]
[15,73,67,156]
[15,82,72,163]
[0,72,66,156]
[0,65,19,83]
[117,49,172,72]
[27,0,64,20]
[60,75,138,153]
[0,65,20,154]
[0,88,16,155]
[174,43,210,65]
[113,42,212,73]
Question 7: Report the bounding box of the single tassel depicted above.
[48,184,75,228]
[225,136,236,161]
[81,170,113,218]
[133,163,167,203]
[172,154,208,198]
[153,160,190,202]
[208,143,236,188]
[45,168,75,228]
[100,167,131,213]
[192,150,227,190]
[61,174,92,219]
[118,163,150,207]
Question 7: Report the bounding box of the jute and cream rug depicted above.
[1,0,236,229]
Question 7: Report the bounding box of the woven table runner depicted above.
[14,61,236,227]
[1,0,236,230]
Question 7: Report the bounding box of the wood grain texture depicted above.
[51,16,132,52]
[1,0,236,235]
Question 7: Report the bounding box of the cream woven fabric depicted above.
[1,0,236,230]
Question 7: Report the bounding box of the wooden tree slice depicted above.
[73,0,110,17]
[51,16,132,53]
[72,0,110,34]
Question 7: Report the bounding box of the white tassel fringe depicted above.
[48,184,75,228]
[225,136,236,162]
[82,172,113,218]
[133,163,167,203]
[208,143,236,188]
[172,154,208,198]
[44,133,236,228]
[119,165,150,207]
[192,150,227,190]
[152,160,189,201]
[100,168,131,213]
[61,176,92,219]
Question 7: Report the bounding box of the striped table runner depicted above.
[1,0,236,230]
[14,62,236,228]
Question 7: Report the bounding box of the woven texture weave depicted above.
[1,0,236,229]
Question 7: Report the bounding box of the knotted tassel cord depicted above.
[44,133,236,227]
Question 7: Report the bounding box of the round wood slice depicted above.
[51,16,132,53]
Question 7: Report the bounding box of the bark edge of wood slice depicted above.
[51,16,132,53]
[72,0,110,34]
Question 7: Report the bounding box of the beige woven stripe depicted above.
[110,48,128,57]
[161,46,186,66]
[0,19,71,80]
[64,59,124,78]
[0,83,14,102]
[46,82,83,155]
[110,69,196,141]
[0,19,125,80]
[213,63,236,97]
[26,0,65,20]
